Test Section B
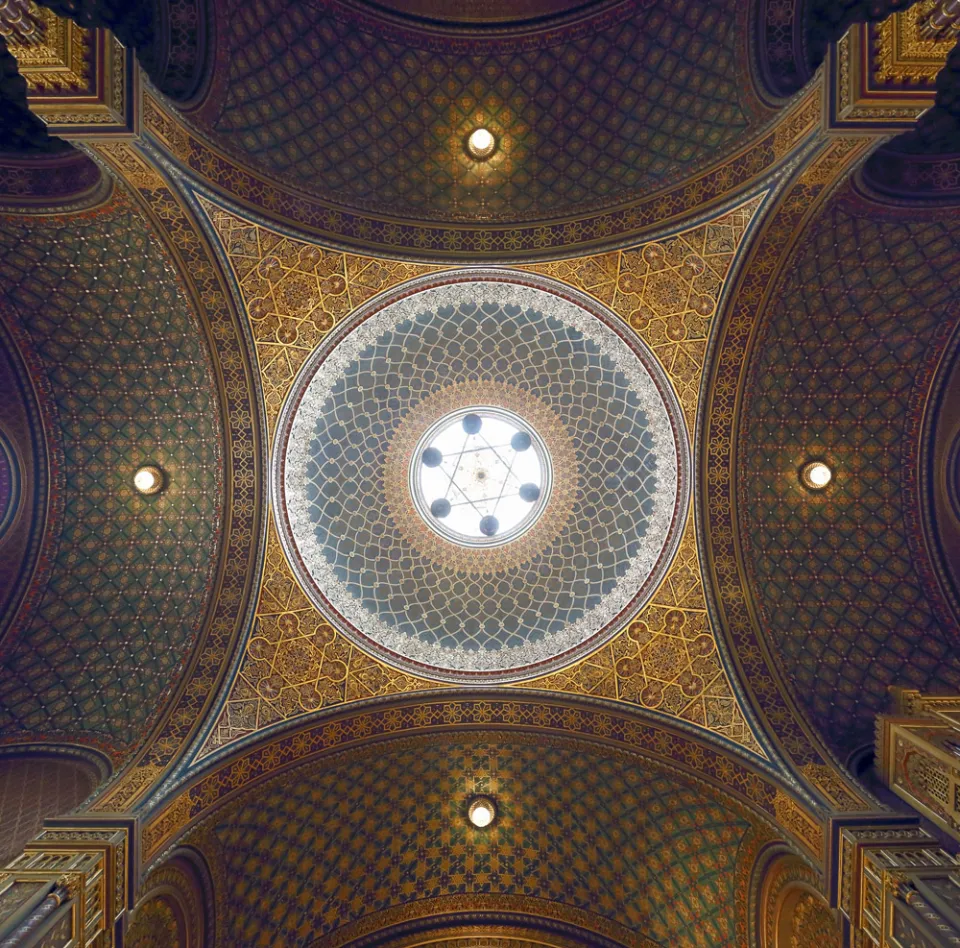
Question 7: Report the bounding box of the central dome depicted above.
[273,270,688,682]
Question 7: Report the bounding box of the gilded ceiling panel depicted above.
[196,193,764,759]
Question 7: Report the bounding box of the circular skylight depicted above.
[411,406,550,547]
[274,270,689,683]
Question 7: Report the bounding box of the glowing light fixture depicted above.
[466,128,496,160]
[800,460,832,490]
[134,465,164,495]
[467,794,497,828]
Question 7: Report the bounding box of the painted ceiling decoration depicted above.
[2,0,960,945]
[156,725,792,946]
[735,177,960,765]
[0,316,48,641]
[193,191,762,758]
[0,186,226,761]
[188,0,776,229]
[274,270,688,682]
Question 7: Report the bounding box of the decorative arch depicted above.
[171,724,782,946]
[0,179,227,768]
[330,913,640,948]
[755,851,841,948]
[126,847,213,948]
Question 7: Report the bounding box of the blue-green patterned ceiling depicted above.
[188,0,775,225]
[189,735,769,947]
[0,188,224,759]
[738,180,960,762]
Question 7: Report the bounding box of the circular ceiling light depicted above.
[133,465,164,495]
[411,406,550,547]
[800,460,832,490]
[467,795,497,828]
[466,128,496,160]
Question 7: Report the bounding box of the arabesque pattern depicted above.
[198,195,762,756]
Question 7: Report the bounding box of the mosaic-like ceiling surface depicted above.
[275,271,688,682]
[196,193,762,755]
[0,189,223,757]
[186,735,773,946]
[191,0,773,226]
[737,180,960,761]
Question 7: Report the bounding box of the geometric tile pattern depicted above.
[198,194,763,758]
[0,191,223,756]
[294,291,671,658]
[199,0,771,226]
[738,183,960,761]
[193,737,767,946]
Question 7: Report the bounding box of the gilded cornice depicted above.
[872,3,960,86]
[4,3,136,135]
[189,191,766,762]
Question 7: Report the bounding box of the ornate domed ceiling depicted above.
[0,189,225,758]
[181,732,776,947]
[186,0,776,234]
[733,178,960,763]
[274,270,687,682]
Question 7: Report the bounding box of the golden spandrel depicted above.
[197,194,766,759]
[527,516,763,755]
[199,197,440,440]
[201,513,762,758]
[525,193,764,438]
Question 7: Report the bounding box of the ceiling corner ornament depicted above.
[272,269,689,683]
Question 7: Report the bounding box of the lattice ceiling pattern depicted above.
[197,194,763,757]
[0,192,223,756]
[196,0,772,224]
[738,183,960,761]
[189,736,768,946]
[276,274,685,680]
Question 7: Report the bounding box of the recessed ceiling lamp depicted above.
[800,460,832,490]
[466,128,497,160]
[134,465,165,495]
[466,794,497,828]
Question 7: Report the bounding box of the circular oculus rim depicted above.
[384,380,579,575]
[410,405,552,547]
